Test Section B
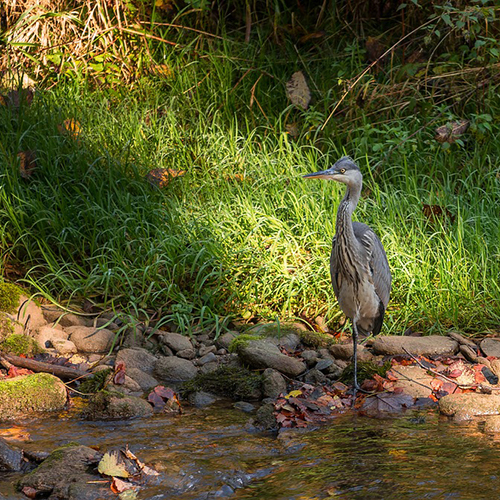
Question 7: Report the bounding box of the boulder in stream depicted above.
[439,393,500,421]
[0,373,67,421]
[83,391,153,420]
[17,444,108,500]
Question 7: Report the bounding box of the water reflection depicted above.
[0,405,498,499]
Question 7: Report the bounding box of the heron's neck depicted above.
[336,184,360,233]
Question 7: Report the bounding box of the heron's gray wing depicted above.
[352,222,391,308]
[329,236,340,301]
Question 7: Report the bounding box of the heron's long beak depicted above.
[303,169,334,180]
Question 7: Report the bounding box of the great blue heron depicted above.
[303,156,391,396]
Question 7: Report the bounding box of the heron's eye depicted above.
[340,168,346,174]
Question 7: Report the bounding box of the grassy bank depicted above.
[1,3,499,335]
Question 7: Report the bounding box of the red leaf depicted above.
[154,386,175,399]
[21,486,37,499]
[447,369,463,378]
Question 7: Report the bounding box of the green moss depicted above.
[228,334,263,354]
[0,281,22,313]
[181,365,262,400]
[339,360,392,384]
[299,330,335,349]
[79,368,112,394]
[1,333,44,356]
[0,315,15,343]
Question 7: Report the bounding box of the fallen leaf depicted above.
[119,490,138,500]
[111,477,136,494]
[286,71,311,110]
[146,168,185,188]
[285,389,302,399]
[21,486,37,499]
[98,451,129,478]
[361,392,414,415]
[113,362,126,385]
[18,150,37,179]
[422,204,455,224]
[58,119,81,139]
[298,31,325,44]
[435,119,469,143]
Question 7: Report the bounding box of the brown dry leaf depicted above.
[286,71,311,110]
[285,122,299,138]
[422,204,455,224]
[298,31,325,44]
[150,63,174,79]
[435,119,469,143]
[146,168,185,188]
[58,119,81,139]
[21,486,37,499]
[366,36,386,63]
[18,150,37,179]
[98,451,129,478]
[111,477,137,494]
[2,89,33,109]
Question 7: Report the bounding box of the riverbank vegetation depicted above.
[0,0,499,336]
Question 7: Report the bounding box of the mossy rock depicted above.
[82,390,153,420]
[299,330,335,348]
[339,360,392,384]
[0,281,22,314]
[0,373,68,421]
[1,333,44,356]
[0,314,15,343]
[228,334,263,354]
[78,368,112,394]
[181,365,262,400]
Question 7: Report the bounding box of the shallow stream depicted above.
[1,403,498,499]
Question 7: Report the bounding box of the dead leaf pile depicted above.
[286,71,311,110]
[98,446,159,499]
[274,383,351,428]
[146,168,185,188]
[147,385,182,413]
[435,119,469,143]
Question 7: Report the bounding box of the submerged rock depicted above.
[17,444,105,499]
[83,391,153,420]
[188,391,218,408]
[0,373,67,421]
[439,393,500,421]
[0,437,23,471]
[372,335,458,356]
[237,339,306,377]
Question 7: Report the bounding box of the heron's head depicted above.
[303,156,362,188]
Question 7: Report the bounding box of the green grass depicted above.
[0,12,499,336]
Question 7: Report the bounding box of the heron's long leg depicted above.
[352,320,359,401]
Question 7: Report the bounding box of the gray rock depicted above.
[93,317,119,330]
[127,367,160,391]
[372,335,458,356]
[115,347,157,375]
[84,392,153,420]
[42,307,90,327]
[262,368,287,398]
[301,350,319,367]
[195,333,211,344]
[326,362,344,378]
[304,369,327,384]
[51,338,78,355]
[188,391,218,408]
[17,295,47,332]
[108,373,142,395]
[481,338,500,358]
[217,348,227,355]
[216,332,236,350]
[440,393,500,421]
[177,348,196,360]
[0,437,22,471]
[66,326,115,353]
[121,327,146,349]
[155,356,198,381]
[234,401,255,413]
[198,352,217,365]
[329,343,373,361]
[199,362,219,374]
[160,332,193,353]
[315,358,333,371]
[198,345,217,356]
[268,333,301,352]
[17,445,102,498]
[35,326,69,349]
[238,339,306,377]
